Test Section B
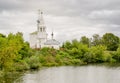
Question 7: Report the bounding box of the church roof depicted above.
[44,39,60,45]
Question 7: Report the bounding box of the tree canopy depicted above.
[102,33,119,51]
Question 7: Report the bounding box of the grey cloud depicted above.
[88,10,120,25]
[0,0,24,12]
[0,0,120,41]
[1,0,120,16]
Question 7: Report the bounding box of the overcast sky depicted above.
[0,0,120,42]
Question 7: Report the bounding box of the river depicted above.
[12,65,120,83]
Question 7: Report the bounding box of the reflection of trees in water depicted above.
[0,72,23,83]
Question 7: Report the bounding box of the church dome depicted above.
[44,39,60,45]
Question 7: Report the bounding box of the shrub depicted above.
[112,47,120,62]
[88,45,106,63]
[103,51,115,63]
[25,56,41,69]
[13,61,29,71]
[70,59,84,65]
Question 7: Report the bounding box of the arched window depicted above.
[43,28,45,32]
[40,28,42,32]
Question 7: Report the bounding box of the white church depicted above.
[29,11,60,49]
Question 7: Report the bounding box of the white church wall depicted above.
[29,34,37,48]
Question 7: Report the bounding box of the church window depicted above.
[40,28,42,32]
[43,28,45,32]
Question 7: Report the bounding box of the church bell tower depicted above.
[37,10,46,32]
[37,10,48,48]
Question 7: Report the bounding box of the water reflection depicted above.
[21,65,120,83]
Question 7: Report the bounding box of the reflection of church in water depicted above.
[29,11,60,49]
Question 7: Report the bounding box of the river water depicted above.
[13,65,120,83]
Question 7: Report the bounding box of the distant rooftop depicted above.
[44,39,60,45]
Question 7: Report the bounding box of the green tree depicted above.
[102,33,119,51]
[0,33,6,38]
[18,42,32,59]
[80,36,89,46]
[92,34,102,46]
[0,34,17,70]
[62,41,72,50]
[84,45,106,63]
[71,39,80,48]
[0,32,30,71]
[112,46,120,62]
[69,43,89,59]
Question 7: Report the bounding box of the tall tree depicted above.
[80,36,89,46]
[102,33,119,51]
[0,32,27,70]
[92,34,102,46]
[0,33,17,70]
[72,39,80,48]
[63,41,72,50]
[0,33,6,38]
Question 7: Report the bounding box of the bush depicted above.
[13,61,29,71]
[39,55,46,64]
[88,45,106,63]
[70,59,84,65]
[112,47,120,62]
[68,44,89,59]
[25,56,41,69]
[103,51,115,63]
[55,51,73,65]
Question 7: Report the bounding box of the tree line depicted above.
[79,33,119,51]
[0,32,120,72]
